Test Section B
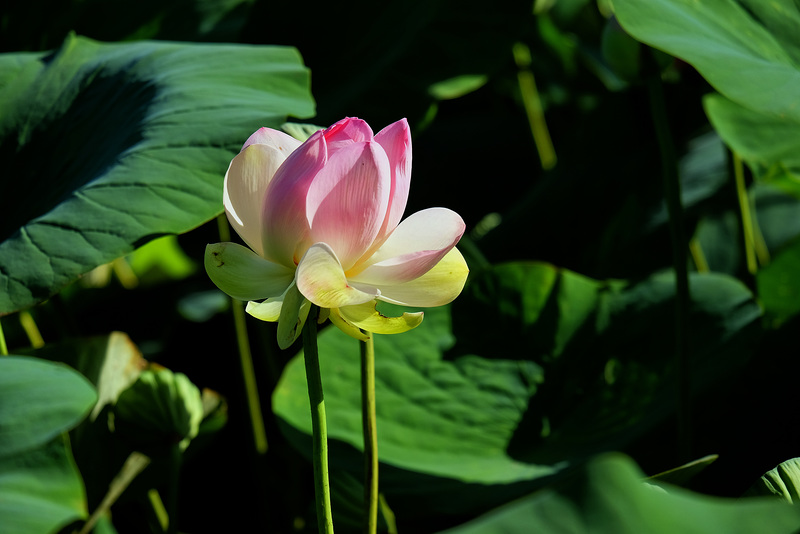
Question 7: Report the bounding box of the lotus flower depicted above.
[205,117,468,348]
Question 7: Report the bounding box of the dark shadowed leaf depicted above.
[438,454,800,534]
[0,34,314,315]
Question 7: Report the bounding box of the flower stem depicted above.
[360,333,379,534]
[217,214,269,455]
[513,42,557,171]
[303,304,334,534]
[646,55,691,461]
[232,298,269,455]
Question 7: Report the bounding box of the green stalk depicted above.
[513,42,557,170]
[303,304,334,534]
[232,298,268,454]
[0,318,7,355]
[217,214,268,455]
[646,57,691,461]
[360,334,379,534]
[733,152,758,277]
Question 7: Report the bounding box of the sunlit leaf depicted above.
[614,0,800,121]
[0,33,314,315]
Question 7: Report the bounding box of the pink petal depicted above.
[295,243,380,308]
[305,141,391,270]
[224,144,288,256]
[241,127,302,153]
[350,208,465,286]
[323,117,374,153]
[261,130,327,267]
[374,118,412,239]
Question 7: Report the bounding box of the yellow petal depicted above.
[371,247,469,307]
[328,309,371,341]
[296,243,379,308]
[338,301,424,335]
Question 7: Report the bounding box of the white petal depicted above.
[224,144,289,256]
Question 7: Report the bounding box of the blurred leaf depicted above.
[648,454,719,487]
[0,435,88,534]
[0,33,314,315]
[197,388,228,436]
[614,0,800,122]
[177,290,229,322]
[0,356,97,458]
[26,331,147,421]
[746,458,800,503]
[128,235,196,284]
[704,94,800,179]
[428,75,488,100]
[114,367,204,452]
[281,122,325,142]
[757,235,800,327]
[438,454,800,534]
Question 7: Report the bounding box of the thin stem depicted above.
[733,152,758,277]
[19,310,44,348]
[360,334,379,534]
[147,489,169,532]
[79,452,151,534]
[646,58,691,461]
[303,304,334,534]
[233,299,268,454]
[0,318,7,356]
[513,42,557,170]
[689,236,709,273]
[378,494,397,534]
[217,214,268,455]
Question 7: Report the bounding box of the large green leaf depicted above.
[0,435,88,534]
[0,356,96,533]
[0,356,97,458]
[613,0,800,121]
[0,33,314,315]
[274,263,761,522]
[275,303,553,486]
[704,94,800,178]
[438,454,800,534]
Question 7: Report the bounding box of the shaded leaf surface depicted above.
[0,34,314,315]
[438,454,800,534]
[274,263,761,522]
[0,356,97,458]
[0,435,88,534]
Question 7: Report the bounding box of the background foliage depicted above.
[3,0,800,532]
